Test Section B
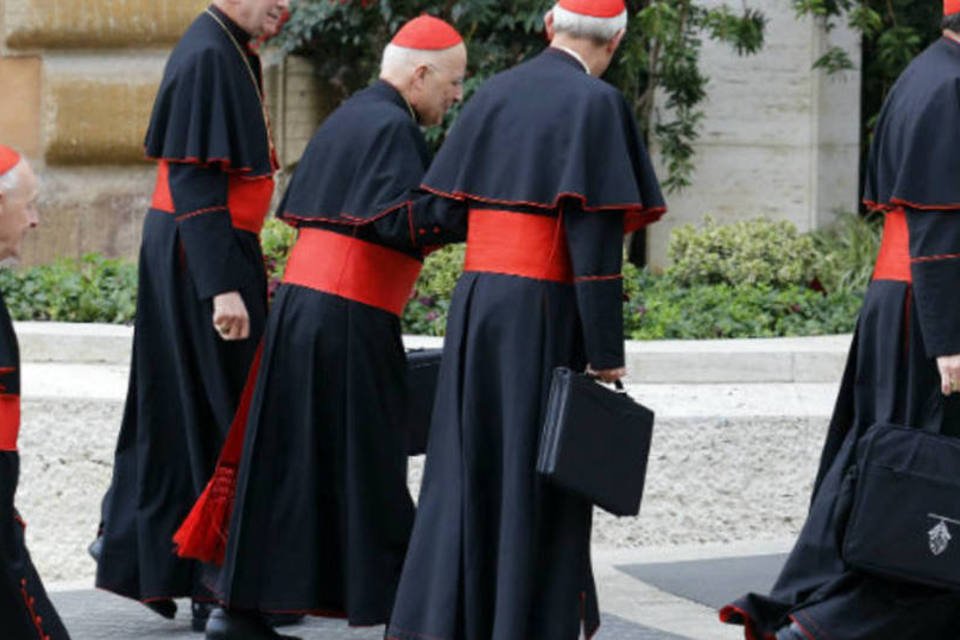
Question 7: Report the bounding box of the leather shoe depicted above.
[144,598,177,620]
[205,607,301,640]
[192,600,215,632]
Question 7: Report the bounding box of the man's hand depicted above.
[587,365,627,384]
[212,291,250,341]
[937,354,960,396]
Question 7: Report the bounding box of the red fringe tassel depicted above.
[173,342,263,565]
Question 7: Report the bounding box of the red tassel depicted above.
[173,343,263,565]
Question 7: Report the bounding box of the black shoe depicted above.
[144,598,177,620]
[205,607,301,640]
[264,613,304,628]
[192,601,215,632]
[87,535,103,562]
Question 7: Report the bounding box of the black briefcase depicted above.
[404,348,443,456]
[536,367,655,517]
[841,422,960,590]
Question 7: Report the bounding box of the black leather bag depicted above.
[404,348,443,456]
[841,422,960,590]
[536,367,655,517]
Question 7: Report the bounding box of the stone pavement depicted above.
[48,541,792,639]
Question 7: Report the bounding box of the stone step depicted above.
[15,321,851,384]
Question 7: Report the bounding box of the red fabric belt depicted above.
[464,209,573,283]
[151,161,274,235]
[282,229,422,316]
[0,394,21,452]
[873,208,912,283]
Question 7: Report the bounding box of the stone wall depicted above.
[0,0,328,265]
[646,0,861,267]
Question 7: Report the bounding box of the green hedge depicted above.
[0,215,880,339]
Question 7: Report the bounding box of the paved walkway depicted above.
[48,541,791,639]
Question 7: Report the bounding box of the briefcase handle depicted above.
[586,373,627,394]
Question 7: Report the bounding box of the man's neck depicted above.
[550,36,604,76]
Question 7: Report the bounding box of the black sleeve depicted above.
[907,210,960,357]
[563,203,625,370]
[363,190,468,251]
[168,163,255,300]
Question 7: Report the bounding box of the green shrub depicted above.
[668,216,817,288]
[0,254,138,324]
[810,211,882,296]
[402,245,465,337]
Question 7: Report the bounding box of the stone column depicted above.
[645,0,861,268]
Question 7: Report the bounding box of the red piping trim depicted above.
[0,367,16,374]
[575,274,622,283]
[174,206,229,222]
[420,184,666,215]
[718,604,776,640]
[19,578,49,640]
[864,198,960,212]
[789,612,824,640]
[912,252,960,263]
[280,200,412,228]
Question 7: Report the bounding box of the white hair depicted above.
[552,3,627,43]
[0,162,20,194]
[380,43,451,76]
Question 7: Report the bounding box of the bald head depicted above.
[380,42,467,126]
[0,157,39,263]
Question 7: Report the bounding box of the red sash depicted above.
[464,209,573,283]
[151,160,274,235]
[873,208,912,283]
[282,228,423,317]
[0,393,20,452]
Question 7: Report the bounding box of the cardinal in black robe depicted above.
[173,15,469,639]
[95,1,283,627]
[0,146,71,640]
[721,6,960,640]
[386,2,666,639]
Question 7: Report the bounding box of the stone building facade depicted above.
[0,0,860,268]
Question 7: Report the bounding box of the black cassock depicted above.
[0,294,71,640]
[214,80,464,625]
[96,5,275,604]
[386,48,665,640]
[722,36,960,640]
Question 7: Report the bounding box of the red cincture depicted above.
[0,392,20,452]
[150,161,275,235]
[872,208,912,283]
[282,229,423,317]
[464,209,574,283]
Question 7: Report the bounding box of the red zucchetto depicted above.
[947,0,960,15]
[391,15,463,50]
[557,0,627,18]
[0,146,20,177]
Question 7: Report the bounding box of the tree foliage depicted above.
[793,1,940,139]
[273,0,765,192]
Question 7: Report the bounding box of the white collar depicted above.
[551,45,591,75]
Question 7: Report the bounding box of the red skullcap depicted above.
[391,15,463,50]
[0,146,20,177]
[947,0,960,15]
[557,0,627,18]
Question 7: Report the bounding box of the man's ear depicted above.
[0,189,6,213]
[412,63,430,88]
[607,28,625,54]
[544,10,556,41]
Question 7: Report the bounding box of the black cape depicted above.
[722,36,960,640]
[215,80,455,624]
[422,48,665,229]
[144,6,273,177]
[0,293,71,640]
[388,48,665,640]
[96,5,269,605]
[863,37,960,211]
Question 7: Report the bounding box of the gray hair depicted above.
[552,3,627,43]
[380,43,450,76]
[0,162,20,194]
[944,14,960,32]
